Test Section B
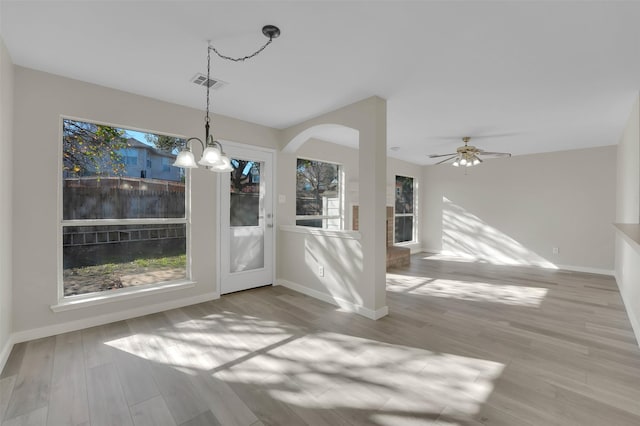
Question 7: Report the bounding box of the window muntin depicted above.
[295,158,342,229]
[395,175,415,243]
[61,118,187,299]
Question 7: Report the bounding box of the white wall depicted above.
[276,137,422,318]
[422,146,617,273]
[615,94,640,345]
[11,67,280,336]
[278,227,367,315]
[0,36,14,367]
[616,96,640,223]
[279,97,388,318]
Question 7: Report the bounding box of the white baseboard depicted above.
[11,292,220,344]
[627,303,640,349]
[0,334,15,375]
[276,279,388,320]
[362,305,389,320]
[556,264,615,276]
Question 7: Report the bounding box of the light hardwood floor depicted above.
[2,254,640,425]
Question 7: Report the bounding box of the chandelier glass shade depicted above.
[173,136,233,172]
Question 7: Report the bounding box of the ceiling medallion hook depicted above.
[262,25,281,39]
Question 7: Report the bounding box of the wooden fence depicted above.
[63,186,185,219]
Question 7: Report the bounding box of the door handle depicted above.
[266,224,274,228]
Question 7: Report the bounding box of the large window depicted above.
[395,175,415,243]
[61,118,187,298]
[296,158,342,229]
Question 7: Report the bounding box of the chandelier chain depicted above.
[175,25,278,172]
[205,35,274,128]
[206,45,211,126]
[208,37,273,63]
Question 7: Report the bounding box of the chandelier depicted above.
[173,25,281,172]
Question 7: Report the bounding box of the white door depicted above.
[219,144,274,294]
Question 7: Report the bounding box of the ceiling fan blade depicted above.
[434,155,458,165]
[478,151,512,157]
[428,132,520,142]
[428,153,457,158]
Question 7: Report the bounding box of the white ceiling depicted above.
[2,1,640,165]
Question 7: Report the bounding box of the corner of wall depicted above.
[0,35,15,373]
[614,93,640,348]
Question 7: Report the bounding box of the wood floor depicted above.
[2,254,640,425]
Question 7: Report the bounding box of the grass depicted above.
[63,254,187,296]
[65,254,186,277]
[133,254,186,268]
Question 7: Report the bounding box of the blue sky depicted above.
[124,129,154,147]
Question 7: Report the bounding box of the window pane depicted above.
[395,175,414,214]
[395,216,413,243]
[63,119,186,219]
[63,224,186,297]
[296,219,323,228]
[230,160,260,227]
[296,158,341,229]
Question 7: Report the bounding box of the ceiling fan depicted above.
[428,136,511,167]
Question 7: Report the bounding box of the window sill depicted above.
[279,225,361,240]
[393,240,417,246]
[614,223,640,254]
[50,280,196,312]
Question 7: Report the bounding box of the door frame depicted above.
[215,140,277,295]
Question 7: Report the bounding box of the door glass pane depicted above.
[229,158,264,273]
[230,160,260,227]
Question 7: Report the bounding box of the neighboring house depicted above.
[119,138,181,181]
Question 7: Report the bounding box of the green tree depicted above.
[63,120,127,176]
[145,133,184,153]
[296,159,339,216]
[230,160,253,192]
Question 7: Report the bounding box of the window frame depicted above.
[295,157,343,230]
[123,148,138,166]
[162,157,171,172]
[394,174,416,244]
[56,116,192,307]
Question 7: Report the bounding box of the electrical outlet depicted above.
[552,247,559,254]
[318,266,324,277]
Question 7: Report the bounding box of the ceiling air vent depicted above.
[190,73,227,89]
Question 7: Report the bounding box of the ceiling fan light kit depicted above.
[428,136,511,169]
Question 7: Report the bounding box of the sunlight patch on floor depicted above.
[106,314,504,425]
[230,332,504,424]
[387,273,548,307]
